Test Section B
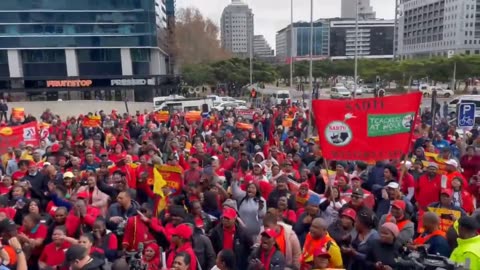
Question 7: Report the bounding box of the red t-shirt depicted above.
[223,226,236,250]
[39,241,71,267]
[19,224,48,255]
[400,173,415,195]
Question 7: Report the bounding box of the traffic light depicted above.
[251,88,257,98]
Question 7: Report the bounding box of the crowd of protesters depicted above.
[0,96,478,270]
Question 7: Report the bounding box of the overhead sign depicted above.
[458,103,476,129]
[110,78,155,86]
[47,80,92,88]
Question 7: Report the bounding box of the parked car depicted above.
[213,102,247,112]
[330,87,352,99]
[420,86,454,98]
[207,95,247,106]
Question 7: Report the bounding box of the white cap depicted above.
[401,161,412,170]
[386,181,400,189]
[445,159,458,168]
[211,156,219,161]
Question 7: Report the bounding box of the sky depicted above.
[176,0,396,50]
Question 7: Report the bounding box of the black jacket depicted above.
[81,256,106,270]
[267,189,296,210]
[193,231,216,270]
[208,223,253,270]
[247,247,286,270]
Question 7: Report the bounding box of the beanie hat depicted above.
[382,222,400,238]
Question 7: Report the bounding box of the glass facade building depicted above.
[0,0,178,102]
[0,0,157,49]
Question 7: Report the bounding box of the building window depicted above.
[77,49,120,62]
[0,50,7,64]
[22,50,66,63]
[131,48,150,62]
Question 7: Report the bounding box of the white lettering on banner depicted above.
[23,127,36,141]
[110,78,155,86]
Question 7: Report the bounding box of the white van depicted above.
[153,95,185,109]
[447,95,480,118]
[273,90,291,105]
[207,95,246,106]
[154,98,214,113]
[330,87,352,99]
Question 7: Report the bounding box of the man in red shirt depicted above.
[416,163,443,211]
[184,157,203,185]
[445,159,468,188]
[218,148,236,171]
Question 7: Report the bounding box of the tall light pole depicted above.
[308,0,314,136]
[353,0,359,99]
[249,15,253,86]
[290,0,294,88]
[393,0,399,59]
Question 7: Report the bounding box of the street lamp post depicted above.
[290,0,294,88]
[308,0,314,136]
[353,0,359,99]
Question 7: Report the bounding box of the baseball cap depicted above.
[391,200,406,211]
[441,188,453,197]
[341,208,357,221]
[307,195,321,206]
[386,181,400,189]
[63,171,74,179]
[261,228,277,238]
[352,188,364,197]
[189,157,199,164]
[64,245,87,266]
[0,219,17,233]
[350,177,362,182]
[173,224,193,239]
[313,247,331,258]
[426,162,438,169]
[223,207,237,220]
[445,159,458,168]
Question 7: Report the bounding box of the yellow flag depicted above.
[153,167,168,213]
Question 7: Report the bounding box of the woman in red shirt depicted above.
[39,226,71,269]
[0,175,12,195]
[17,213,48,267]
[460,146,480,181]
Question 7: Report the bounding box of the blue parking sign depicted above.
[458,103,476,128]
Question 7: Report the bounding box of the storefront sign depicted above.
[110,78,155,86]
[47,80,93,88]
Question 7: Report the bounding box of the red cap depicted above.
[351,177,362,182]
[313,247,331,258]
[173,224,193,239]
[77,192,89,199]
[299,182,309,189]
[223,207,237,220]
[51,144,60,153]
[189,157,199,164]
[391,200,406,211]
[28,160,37,167]
[341,208,357,221]
[261,228,277,238]
[441,188,453,197]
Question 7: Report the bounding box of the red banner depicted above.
[82,116,101,127]
[0,122,40,154]
[157,165,183,196]
[312,93,422,161]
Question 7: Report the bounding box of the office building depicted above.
[398,0,480,59]
[330,19,394,60]
[253,35,274,57]
[341,0,376,20]
[0,0,177,102]
[221,0,254,58]
[275,21,330,63]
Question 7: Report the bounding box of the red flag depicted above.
[0,122,40,153]
[312,93,422,161]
